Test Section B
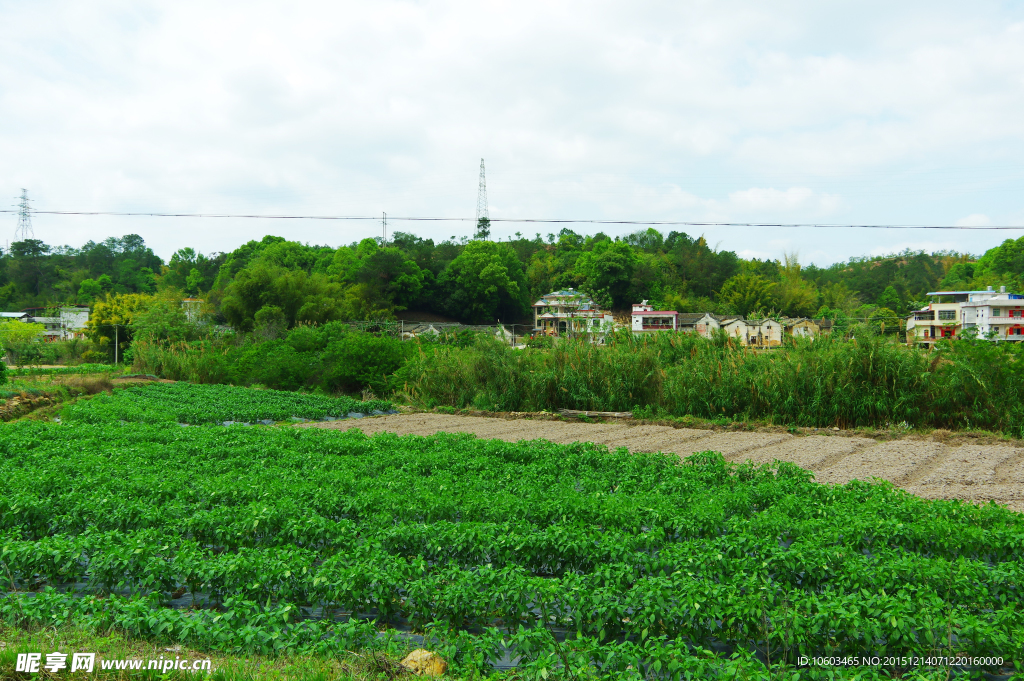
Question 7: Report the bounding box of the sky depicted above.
[1,0,1023,266]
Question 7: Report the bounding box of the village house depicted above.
[722,317,783,347]
[182,298,205,323]
[631,301,678,332]
[533,289,614,336]
[955,286,1024,342]
[783,318,820,339]
[905,288,1020,347]
[677,312,721,337]
[14,307,90,341]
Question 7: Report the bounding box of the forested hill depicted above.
[3,227,1024,328]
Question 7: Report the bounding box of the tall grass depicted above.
[131,340,232,384]
[401,331,1024,434]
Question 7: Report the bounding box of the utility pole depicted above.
[382,212,387,245]
[114,325,118,365]
[15,189,33,241]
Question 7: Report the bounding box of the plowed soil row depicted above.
[305,414,1024,512]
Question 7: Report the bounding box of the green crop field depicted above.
[59,382,395,425]
[1,386,1022,679]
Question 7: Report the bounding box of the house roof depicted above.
[677,313,713,323]
[0,311,29,318]
[631,310,677,315]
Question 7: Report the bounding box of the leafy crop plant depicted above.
[0,419,1021,678]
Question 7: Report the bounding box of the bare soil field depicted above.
[305,414,1024,512]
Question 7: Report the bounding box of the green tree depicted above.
[131,300,196,343]
[77,278,104,303]
[86,293,157,359]
[870,306,901,335]
[573,240,638,308]
[775,253,819,318]
[221,263,346,331]
[0,320,45,365]
[438,241,529,323]
[185,268,205,295]
[876,285,903,316]
[819,281,860,313]
[474,217,491,240]
[718,273,777,317]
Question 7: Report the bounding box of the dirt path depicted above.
[305,414,1024,512]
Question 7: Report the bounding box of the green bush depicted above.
[133,326,408,396]
[321,332,409,394]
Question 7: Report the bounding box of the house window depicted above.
[993,309,1000,317]
[938,310,955,320]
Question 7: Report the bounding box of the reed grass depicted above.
[401,331,1024,435]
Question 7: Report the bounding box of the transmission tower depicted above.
[15,189,33,241]
[475,159,490,239]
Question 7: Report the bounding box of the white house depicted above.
[958,286,1024,342]
[631,301,678,332]
[906,287,1018,347]
[20,307,90,341]
[533,289,613,336]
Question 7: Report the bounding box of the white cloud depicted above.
[0,0,1021,264]
[726,187,841,215]
[955,213,991,227]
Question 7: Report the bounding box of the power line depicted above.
[1,208,1023,230]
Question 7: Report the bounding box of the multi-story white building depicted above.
[959,286,1024,341]
[532,289,614,336]
[907,288,1022,347]
[19,307,90,341]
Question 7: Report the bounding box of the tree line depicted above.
[5,227,1023,332]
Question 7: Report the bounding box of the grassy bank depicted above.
[130,326,1024,435]
[0,624,396,681]
[400,331,1024,435]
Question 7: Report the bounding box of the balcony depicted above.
[987,316,1024,324]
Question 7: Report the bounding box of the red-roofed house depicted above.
[631,301,678,332]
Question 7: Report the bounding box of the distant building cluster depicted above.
[0,307,90,341]
[527,291,835,347]
[907,286,1024,348]
[630,301,833,347]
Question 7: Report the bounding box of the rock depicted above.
[370,410,385,416]
[400,649,447,677]
[386,409,400,415]
[347,412,365,419]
